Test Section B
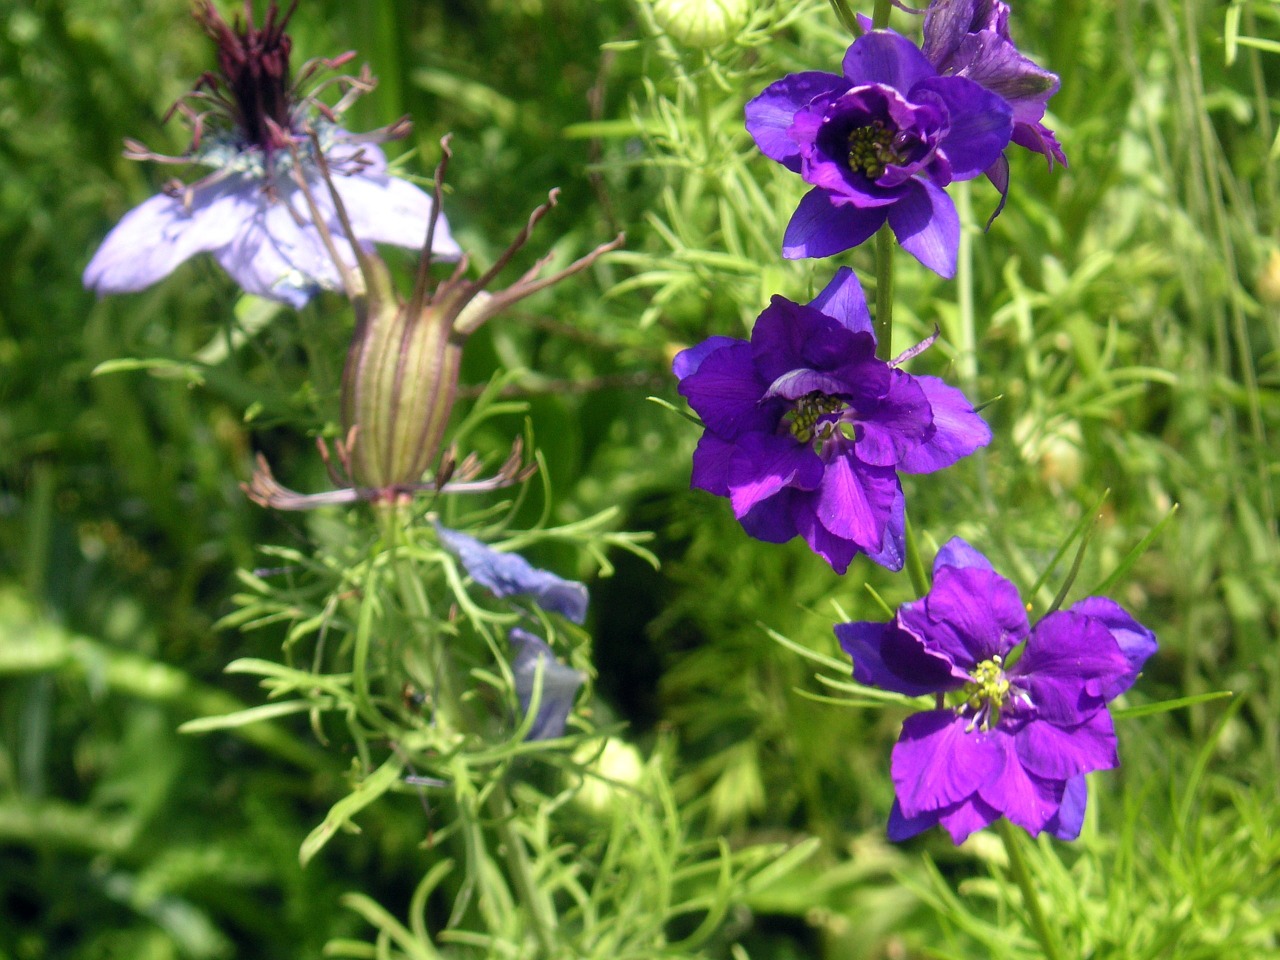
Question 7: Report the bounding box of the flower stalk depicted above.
[996,818,1066,960]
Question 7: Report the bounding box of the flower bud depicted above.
[651,0,750,48]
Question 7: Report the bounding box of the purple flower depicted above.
[745,29,1012,277]
[673,268,990,574]
[836,538,1157,844]
[438,525,589,624]
[83,1,459,308]
[922,0,1066,170]
[509,628,585,740]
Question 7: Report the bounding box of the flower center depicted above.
[786,392,846,444]
[958,656,1011,732]
[847,122,906,180]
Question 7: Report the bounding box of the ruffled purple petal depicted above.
[1069,596,1158,700]
[673,336,740,380]
[886,179,960,278]
[815,456,900,553]
[865,483,907,571]
[437,526,589,624]
[791,499,864,573]
[977,734,1066,836]
[751,296,878,382]
[903,565,1029,667]
[83,175,257,296]
[727,433,823,516]
[1015,611,1130,723]
[841,30,938,92]
[1013,121,1068,167]
[937,794,1001,843]
[738,489,800,544]
[1016,709,1119,781]
[933,536,996,574]
[745,71,848,170]
[807,266,874,336]
[856,370,934,467]
[509,628,585,740]
[837,615,959,696]
[922,0,987,66]
[689,432,735,497]
[677,340,774,438]
[898,375,992,473]
[912,75,1013,180]
[1043,775,1088,840]
[886,797,941,841]
[783,188,887,260]
[892,710,1002,817]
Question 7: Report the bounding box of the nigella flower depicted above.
[836,538,1158,844]
[83,1,460,308]
[437,525,589,624]
[509,628,586,740]
[673,268,990,574]
[745,29,1012,277]
[921,0,1066,221]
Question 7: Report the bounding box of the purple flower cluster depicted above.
[745,1,1063,275]
[837,539,1156,843]
[675,268,989,573]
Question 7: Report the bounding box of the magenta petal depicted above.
[887,179,960,278]
[978,734,1064,836]
[807,267,874,336]
[1044,775,1088,840]
[892,711,1002,817]
[841,31,937,92]
[783,189,887,260]
[745,71,848,170]
[815,456,899,552]
[898,375,992,474]
[1016,710,1119,781]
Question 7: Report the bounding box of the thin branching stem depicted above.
[996,819,1066,960]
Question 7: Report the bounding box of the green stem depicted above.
[995,818,1065,960]
[827,0,861,36]
[871,0,893,30]
[874,223,895,361]
[488,787,559,957]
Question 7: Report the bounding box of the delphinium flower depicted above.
[244,141,624,508]
[509,628,586,740]
[836,538,1157,843]
[744,29,1012,276]
[920,0,1066,221]
[83,0,460,307]
[673,268,990,574]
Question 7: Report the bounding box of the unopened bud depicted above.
[651,0,750,48]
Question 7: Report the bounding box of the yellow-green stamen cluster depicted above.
[960,655,1011,731]
[787,392,845,443]
[847,121,905,180]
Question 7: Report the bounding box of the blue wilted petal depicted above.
[437,525,589,624]
[509,628,584,740]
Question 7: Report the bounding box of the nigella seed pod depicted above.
[243,137,623,511]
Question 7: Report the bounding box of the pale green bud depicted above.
[651,0,750,48]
